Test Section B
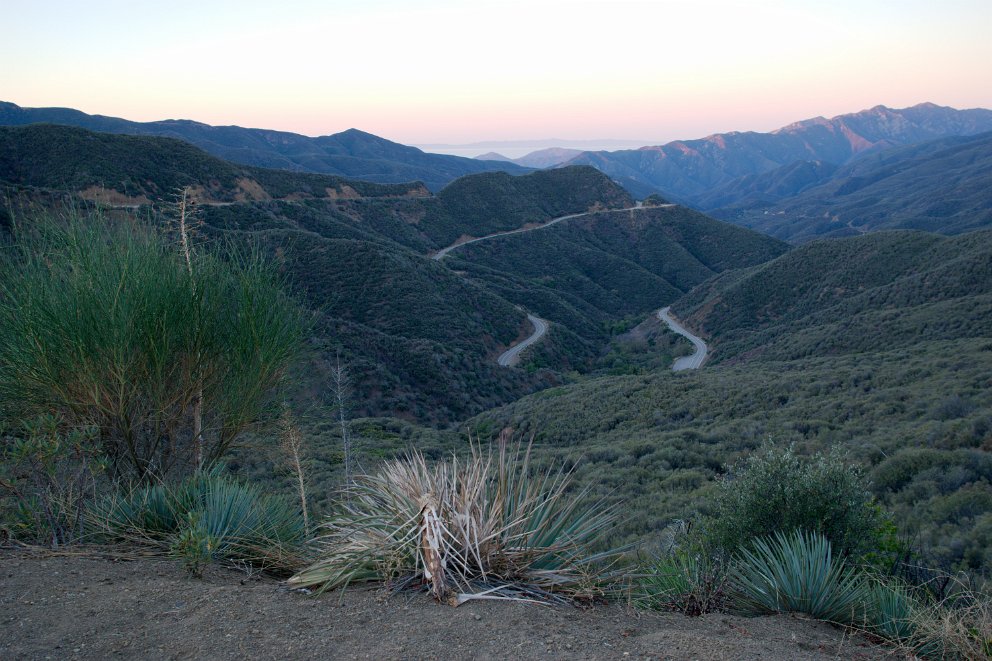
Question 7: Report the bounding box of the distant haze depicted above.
[420,140,649,159]
[4,0,991,144]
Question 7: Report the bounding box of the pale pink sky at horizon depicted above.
[4,0,991,146]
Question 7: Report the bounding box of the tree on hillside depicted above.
[0,212,309,481]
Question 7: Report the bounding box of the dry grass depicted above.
[906,580,992,659]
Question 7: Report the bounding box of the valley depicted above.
[7,0,992,653]
[2,117,989,574]
[1,100,991,659]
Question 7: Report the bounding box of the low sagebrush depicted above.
[288,443,623,604]
[635,549,728,616]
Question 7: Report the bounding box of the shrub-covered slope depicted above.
[0,101,528,191]
[466,338,992,571]
[461,225,992,572]
[454,206,788,322]
[713,131,992,242]
[674,230,992,362]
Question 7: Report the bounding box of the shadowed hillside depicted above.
[711,131,992,242]
[0,101,528,191]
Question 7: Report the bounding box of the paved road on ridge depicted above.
[497,314,549,367]
[431,203,674,260]
[658,306,708,371]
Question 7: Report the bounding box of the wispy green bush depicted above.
[0,212,308,480]
[288,444,622,604]
[0,415,102,547]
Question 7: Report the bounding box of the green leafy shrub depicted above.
[729,529,869,623]
[288,444,622,604]
[0,415,102,547]
[708,445,883,558]
[0,213,308,480]
[92,470,306,574]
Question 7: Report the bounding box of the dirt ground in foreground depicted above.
[0,549,899,660]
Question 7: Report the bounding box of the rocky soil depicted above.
[0,548,897,660]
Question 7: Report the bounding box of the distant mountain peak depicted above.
[474,151,513,162]
[562,102,992,203]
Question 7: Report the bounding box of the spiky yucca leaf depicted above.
[90,471,306,572]
[729,529,869,624]
[288,444,622,603]
[865,581,920,644]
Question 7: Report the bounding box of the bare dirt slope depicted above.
[0,550,895,660]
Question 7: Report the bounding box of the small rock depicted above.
[473,613,482,621]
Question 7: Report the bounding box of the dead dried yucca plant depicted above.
[288,443,622,605]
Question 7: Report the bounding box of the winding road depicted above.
[429,202,704,370]
[497,314,549,367]
[658,306,708,371]
[431,202,673,261]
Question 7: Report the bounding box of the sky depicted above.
[4,0,992,148]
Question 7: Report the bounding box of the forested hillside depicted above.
[1,124,766,421]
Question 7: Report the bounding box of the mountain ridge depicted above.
[710,131,992,242]
[561,103,992,203]
[0,101,529,191]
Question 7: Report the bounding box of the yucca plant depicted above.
[729,529,869,624]
[288,443,623,604]
[864,580,921,645]
[91,470,307,574]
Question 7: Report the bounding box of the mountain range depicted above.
[475,148,583,168]
[708,131,992,242]
[561,103,992,203]
[7,99,992,244]
[0,101,527,191]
